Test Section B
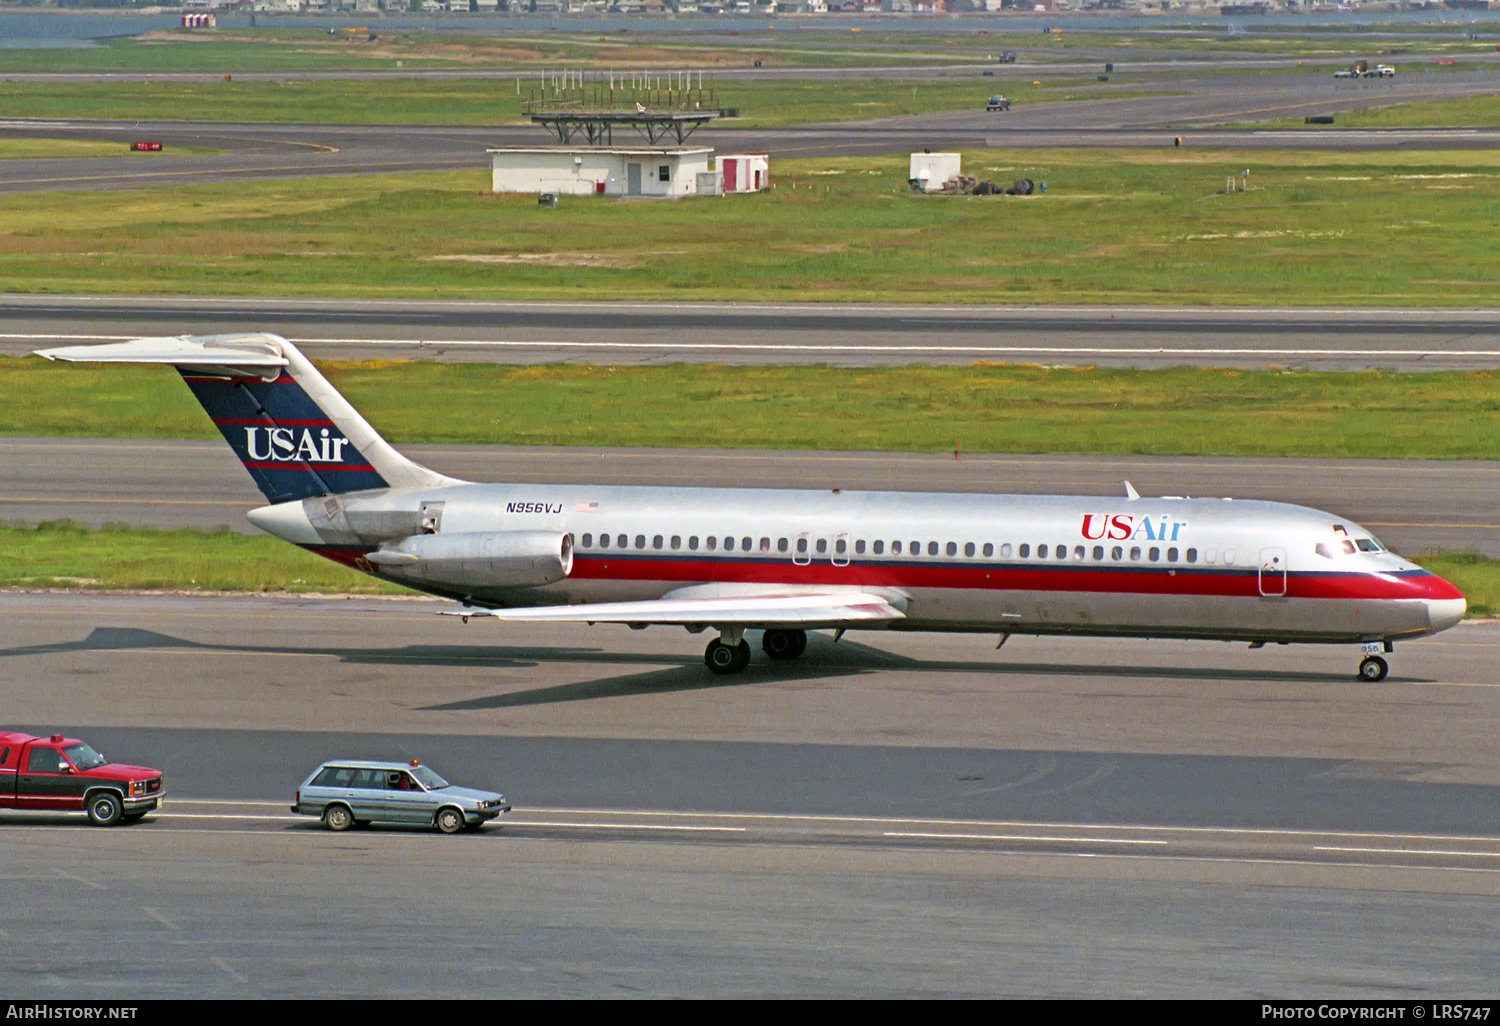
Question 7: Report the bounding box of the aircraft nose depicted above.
[1427,597,1467,634]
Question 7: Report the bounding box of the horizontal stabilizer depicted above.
[37,334,289,379]
[444,590,906,628]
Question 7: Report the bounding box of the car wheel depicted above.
[436,807,466,834]
[322,804,354,832]
[86,792,123,826]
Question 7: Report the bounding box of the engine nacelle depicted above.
[363,531,573,589]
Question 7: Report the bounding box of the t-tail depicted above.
[36,333,461,503]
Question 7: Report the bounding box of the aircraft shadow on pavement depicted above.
[4,626,1382,692]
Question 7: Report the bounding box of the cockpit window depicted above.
[1341,539,1356,555]
[1355,538,1380,552]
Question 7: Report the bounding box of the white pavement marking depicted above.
[5,332,1500,360]
[886,831,1169,845]
[51,866,105,890]
[210,955,247,985]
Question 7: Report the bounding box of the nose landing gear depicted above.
[1357,641,1394,682]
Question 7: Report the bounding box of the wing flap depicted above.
[444,591,906,628]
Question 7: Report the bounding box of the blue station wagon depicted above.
[293,759,511,834]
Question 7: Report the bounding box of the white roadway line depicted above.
[886,831,1169,845]
[160,800,1500,846]
[1315,846,1500,858]
[5,333,1499,359]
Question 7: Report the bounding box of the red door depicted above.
[723,158,738,192]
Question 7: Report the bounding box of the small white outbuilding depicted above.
[489,147,712,199]
[909,152,961,192]
[718,154,769,193]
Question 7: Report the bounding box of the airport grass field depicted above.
[5,358,1498,460]
[3,149,1500,306]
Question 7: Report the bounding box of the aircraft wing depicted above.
[443,590,906,628]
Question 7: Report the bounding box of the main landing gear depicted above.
[704,628,809,675]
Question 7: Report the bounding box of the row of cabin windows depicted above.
[576,532,1234,566]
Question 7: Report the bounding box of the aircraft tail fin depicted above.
[36,333,463,504]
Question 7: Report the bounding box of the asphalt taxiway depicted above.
[2,591,1498,996]
[7,296,1500,370]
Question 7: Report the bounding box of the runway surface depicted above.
[4,437,1495,556]
[2,591,1498,996]
[6,295,1500,370]
[2,65,1499,193]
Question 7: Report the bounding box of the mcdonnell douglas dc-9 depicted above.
[39,333,1465,681]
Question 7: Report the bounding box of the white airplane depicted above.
[38,333,1466,681]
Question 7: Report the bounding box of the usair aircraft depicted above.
[38,333,1466,681]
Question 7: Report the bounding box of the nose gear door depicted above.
[1259,547,1287,597]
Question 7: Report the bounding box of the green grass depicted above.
[0,521,406,595]
[0,74,1120,127]
[1263,93,1500,130]
[5,357,1498,461]
[0,139,219,160]
[2,149,1500,306]
[1,520,1491,614]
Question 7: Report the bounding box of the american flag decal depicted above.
[575,501,600,512]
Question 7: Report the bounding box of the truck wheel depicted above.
[86,792,123,827]
[322,804,354,832]
[435,807,466,834]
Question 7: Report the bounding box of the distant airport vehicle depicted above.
[293,759,510,834]
[38,334,1466,682]
[986,95,1012,111]
[1335,61,1395,79]
[0,732,164,825]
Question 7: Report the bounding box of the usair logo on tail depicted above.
[244,426,352,464]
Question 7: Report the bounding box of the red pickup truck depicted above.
[0,731,164,825]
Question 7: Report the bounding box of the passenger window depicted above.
[928,541,939,556]
[1036,544,1047,558]
[816,538,828,554]
[796,538,807,554]
[725,536,736,551]
[1017,543,1028,558]
[743,537,752,552]
[998,543,1009,558]
[760,538,771,553]
[982,543,993,557]
[1111,546,1122,561]
[671,536,681,550]
[652,535,663,550]
[689,536,699,550]
[1092,546,1104,561]
[1167,547,1179,562]
[1204,548,1216,564]
[910,541,920,555]
[873,540,884,555]
[1149,547,1160,561]
[581,533,592,548]
[891,541,902,555]
[835,538,847,555]
[1073,545,1085,561]
[635,535,647,549]
[1224,549,1236,565]
[1130,546,1141,560]
[855,539,865,555]
[617,534,628,548]
[706,536,717,551]
[1186,548,1197,563]
[1059,546,1070,561]
[778,538,788,553]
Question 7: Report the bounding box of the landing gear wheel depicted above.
[705,638,752,675]
[762,629,808,661]
[86,792,123,827]
[322,804,354,832]
[1358,655,1389,682]
[435,807,466,834]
